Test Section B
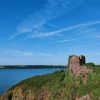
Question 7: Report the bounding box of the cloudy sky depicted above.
[0,0,100,65]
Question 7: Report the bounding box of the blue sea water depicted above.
[0,68,64,95]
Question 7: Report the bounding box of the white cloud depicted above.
[67,43,100,48]
[14,50,33,57]
[23,20,100,39]
[95,34,100,38]
[5,50,52,57]
[10,0,83,39]
[85,32,100,39]
[37,53,52,57]
[51,38,81,43]
[10,0,100,41]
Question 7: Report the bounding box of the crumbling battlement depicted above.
[68,55,90,78]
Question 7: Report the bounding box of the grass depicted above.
[1,65,100,100]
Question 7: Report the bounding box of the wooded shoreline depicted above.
[0,65,66,69]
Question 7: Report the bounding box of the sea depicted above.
[0,68,64,96]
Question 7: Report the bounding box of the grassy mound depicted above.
[1,66,100,100]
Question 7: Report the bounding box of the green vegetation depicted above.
[1,64,100,100]
[86,63,100,74]
[86,62,95,66]
[0,65,66,69]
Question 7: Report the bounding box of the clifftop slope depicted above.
[1,65,100,100]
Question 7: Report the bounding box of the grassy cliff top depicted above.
[1,66,100,100]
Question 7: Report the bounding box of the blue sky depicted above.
[0,0,100,65]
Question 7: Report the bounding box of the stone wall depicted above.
[68,55,89,77]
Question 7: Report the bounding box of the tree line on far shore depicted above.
[0,65,66,69]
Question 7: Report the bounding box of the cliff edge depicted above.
[1,55,100,100]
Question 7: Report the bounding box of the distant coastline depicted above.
[0,65,66,69]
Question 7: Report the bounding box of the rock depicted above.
[75,94,91,100]
[34,87,50,100]
[12,87,24,100]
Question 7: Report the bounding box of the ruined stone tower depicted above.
[68,55,93,84]
[68,55,86,67]
[79,55,86,65]
[68,55,87,76]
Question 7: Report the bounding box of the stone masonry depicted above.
[68,55,90,78]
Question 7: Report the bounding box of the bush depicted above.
[86,62,95,66]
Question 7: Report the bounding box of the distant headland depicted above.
[0,65,66,69]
